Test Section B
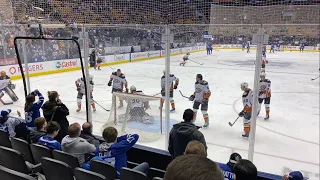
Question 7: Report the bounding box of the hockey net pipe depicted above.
[103,92,163,142]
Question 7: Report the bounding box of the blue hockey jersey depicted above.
[38,135,62,150]
[83,134,139,176]
[217,162,235,180]
[0,116,25,137]
[25,91,44,127]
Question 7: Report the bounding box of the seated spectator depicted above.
[83,127,149,177]
[80,122,100,147]
[61,123,96,165]
[234,159,257,180]
[29,117,47,143]
[282,171,307,180]
[0,109,27,137]
[24,89,44,128]
[217,152,242,180]
[169,108,207,159]
[164,154,224,180]
[38,121,62,150]
[184,140,207,157]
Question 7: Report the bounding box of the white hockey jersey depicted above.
[242,88,253,112]
[183,54,189,60]
[259,79,271,99]
[110,72,127,90]
[0,116,25,137]
[75,78,94,94]
[194,80,211,102]
[129,91,147,109]
[0,75,11,90]
[161,74,179,92]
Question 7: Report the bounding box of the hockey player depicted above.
[75,74,96,112]
[299,43,305,52]
[0,109,26,137]
[161,70,179,112]
[261,53,268,73]
[108,69,128,108]
[189,74,211,127]
[95,57,102,70]
[246,43,250,53]
[238,82,253,138]
[180,52,190,66]
[270,44,275,53]
[258,73,271,120]
[0,71,18,103]
[242,42,246,51]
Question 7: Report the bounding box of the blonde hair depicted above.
[184,140,207,157]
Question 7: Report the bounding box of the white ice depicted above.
[6,50,319,179]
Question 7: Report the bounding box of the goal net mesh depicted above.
[103,92,162,142]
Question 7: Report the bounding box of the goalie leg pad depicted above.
[4,87,18,102]
[142,114,155,124]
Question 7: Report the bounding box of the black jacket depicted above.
[42,101,69,142]
[29,128,46,143]
[80,131,100,147]
[168,122,207,159]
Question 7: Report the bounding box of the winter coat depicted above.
[168,121,207,159]
[80,131,100,147]
[42,101,69,142]
[29,128,46,143]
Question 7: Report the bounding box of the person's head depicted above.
[282,171,306,180]
[34,117,47,131]
[102,127,118,143]
[184,140,207,157]
[183,109,194,123]
[116,69,121,76]
[82,122,93,134]
[164,154,224,180]
[0,109,11,124]
[196,74,203,82]
[227,152,242,166]
[240,82,249,92]
[48,91,59,102]
[0,71,6,78]
[260,73,266,81]
[130,85,137,94]
[46,121,60,138]
[234,159,257,180]
[26,94,36,104]
[68,123,81,138]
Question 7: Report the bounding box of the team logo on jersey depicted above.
[260,85,266,90]
[196,87,202,93]
[114,79,120,83]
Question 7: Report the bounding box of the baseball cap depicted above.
[289,171,307,180]
[0,109,12,118]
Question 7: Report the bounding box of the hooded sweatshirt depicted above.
[61,135,96,165]
[168,121,207,159]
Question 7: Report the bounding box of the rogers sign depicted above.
[56,60,78,69]
[9,64,44,75]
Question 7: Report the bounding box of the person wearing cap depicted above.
[283,171,307,180]
[0,109,26,137]
[168,108,207,159]
[217,152,242,180]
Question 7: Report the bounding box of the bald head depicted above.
[82,122,93,134]
[68,123,81,138]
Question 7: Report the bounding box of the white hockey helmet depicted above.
[130,85,136,92]
[240,82,249,91]
[260,73,266,78]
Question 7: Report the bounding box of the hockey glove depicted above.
[174,84,178,89]
[189,95,195,101]
[108,81,112,86]
[126,88,129,93]
[202,98,208,105]
[259,91,263,96]
[238,110,245,117]
[77,86,81,92]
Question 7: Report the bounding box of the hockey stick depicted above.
[189,59,204,65]
[228,117,240,127]
[179,90,189,99]
[311,76,319,81]
[92,99,110,112]
[0,98,13,105]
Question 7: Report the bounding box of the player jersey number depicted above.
[25,112,33,123]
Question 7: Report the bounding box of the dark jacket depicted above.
[168,122,207,159]
[80,131,100,147]
[29,128,46,143]
[42,101,69,142]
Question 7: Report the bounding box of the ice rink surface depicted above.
[7,49,319,178]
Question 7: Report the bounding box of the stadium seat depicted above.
[0,146,32,174]
[0,165,36,180]
[52,150,80,170]
[41,157,74,180]
[120,167,148,180]
[11,137,34,164]
[0,130,12,148]
[74,167,107,180]
[30,144,52,164]
[153,178,163,180]
[91,159,117,180]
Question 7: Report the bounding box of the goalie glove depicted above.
[189,95,195,101]
[108,81,112,86]
[238,110,245,117]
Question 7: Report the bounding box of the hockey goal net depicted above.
[103,92,163,142]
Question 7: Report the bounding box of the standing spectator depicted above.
[80,122,100,147]
[38,121,62,150]
[24,89,44,128]
[42,91,70,142]
[282,171,307,180]
[0,109,27,137]
[29,117,47,143]
[184,140,207,157]
[234,159,257,180]
[83,127,149,177]
[217,152,242,180]
[164,154,224,180]
[168,108,207,159]
[130,45,134,53]
[61,123,96,165]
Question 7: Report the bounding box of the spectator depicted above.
[164,154,224,180]
[168,108,207,159]
[42,91,69,142]
[130,45,134,53]
[80,122,100,147]
[234,159,257,180]
[217,152,242,180]
[61,123,96,165]
[184,140,207,157]
[0,109,27,137]
[24,89,44,128]
[83,127,149,177]
[282,171,307,180]
[38,121,62,150]
[29,117,47,143]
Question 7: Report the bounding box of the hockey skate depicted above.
[264,115,269,120]
[242,132,249,139]
[76,108,81,112]
[203,121,209,127]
